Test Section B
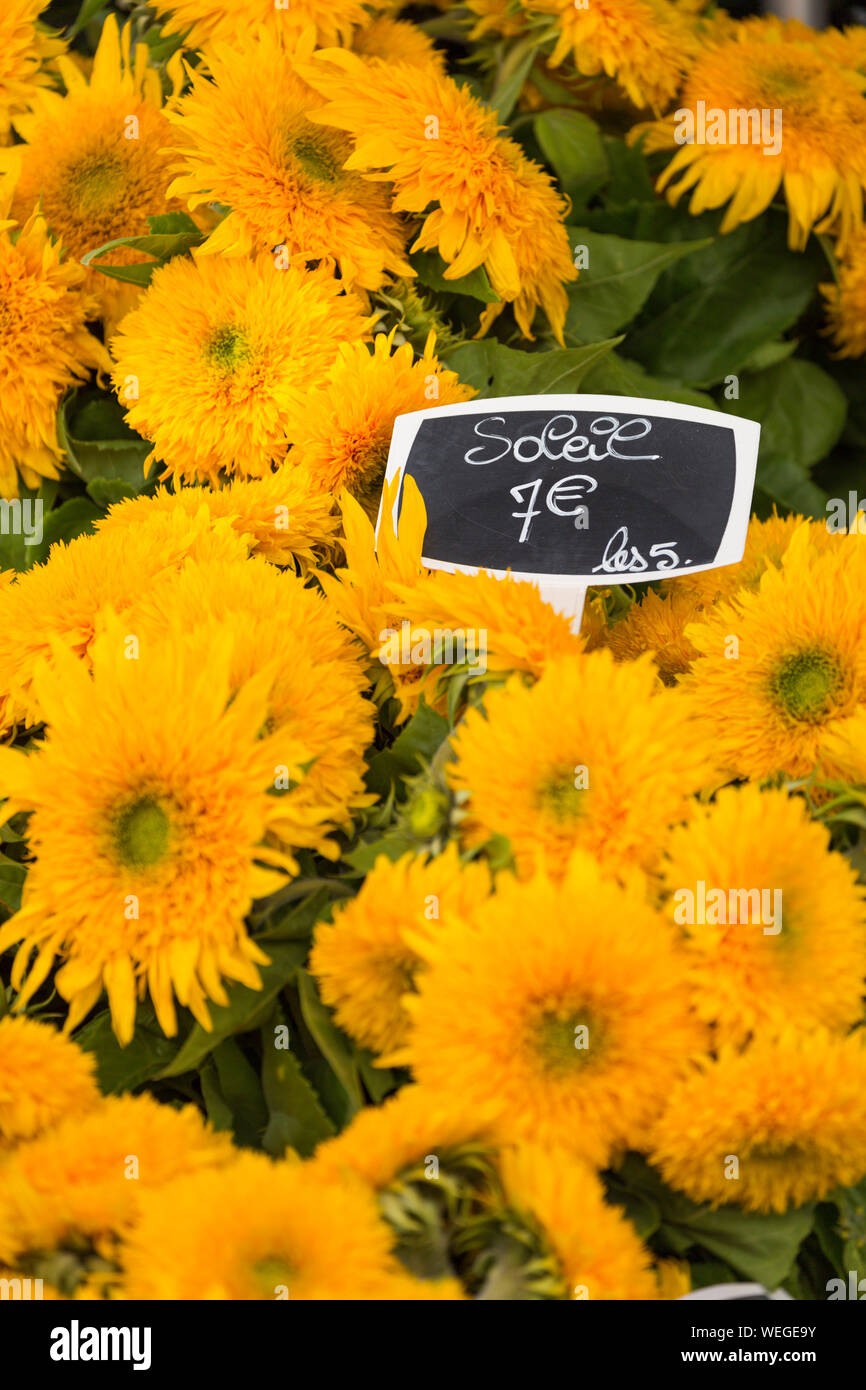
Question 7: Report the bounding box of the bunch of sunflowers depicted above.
[0,0,865,1302]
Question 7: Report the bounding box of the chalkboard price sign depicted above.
[377,395,760,611]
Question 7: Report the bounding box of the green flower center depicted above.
[538,767,588,823]
[66,152,127,215]
[770,648,844,723]
[532,1007,602,1075]
[252,1256,294,1297]
[291,136,342,185]
[204,325,253,375]
[113,798,171,869]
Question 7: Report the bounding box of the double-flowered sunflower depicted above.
[0,622,306,1043]
[94,466,339,573]
[632,17,866,250]
[523,0,696,112]
[391,856,705,1166]
[0,1,64,144]
[682,525,866,782]
[662,784,866,1043]
[301,47,577,340]
[118,1152,463,1300]
[150,0,385,50]
[0,1017,99,1150]
[128,555,375,862]
[448,649,709,880]
[0,1095,233,1288]
[166,32,412,290]
[651,1030,866,1212]
[500,1144,659,1301]
[0,204,109,498]
[110,255,372,484]
[310,845,493,1056]
[1,16,183,332]
[0,509,249,733]
[287,330,475,517]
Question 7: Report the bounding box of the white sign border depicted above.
[376,393,760,587]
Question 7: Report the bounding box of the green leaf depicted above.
[86,478,138,508]
[579,351,716,411]
[158,940,308,1078]
[342,830,418,875]
[618,1154,814,1288]
[0,853,27,914]
[296,969,364,1115]
[260,1015,335,1158]
[81,216,204,285]
[722,359,845,516]
[602,137,656,206]
[625,215,826,385]
[255,885,333,943]
[487,37,538,121]
[445,336,621,397]
[68,0,106,40]
[662,1204,816,1289]
[605,1179,662,1241]
[58,392,151,494]
[565,227,712,343]
[212,1037,269,1149]
[74,1005,177,1093]
[412,250,499,303]
[534,111,608,210]
[364,699,450,799]
[199,1059,234,1132]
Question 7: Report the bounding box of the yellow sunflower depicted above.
[119,1151,462,1300]
[523,0,695,113]
[386,565,585,683]
[1,16,184,332]
[662,784,866,1043]
[94,466,339,573]
[651,1030,866,1212]
[166,33,412,292]
[823,227,866,358]
[0,621,306,1043]
[631,19,866,251]
[353,16,447,71]
[661,510,833,605]
[0,204,110,498]
[310,846,492,1055]
[681,525,866,781]
[448,650,710,881]
[129,556,375,860]
[313,1083,498,1192]
[0,1017,99,1149]
[500,1145,659,1300]
[393,856,705,1166]
[150,0,384,50]
[607,588,704,685]
[287,330,475,517]
[0,510,249,733]
[0,1,64,144]
[319,476,445,721]
[302,48,577,341]
[0,1094,233,1273]
[110,254,372,485]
